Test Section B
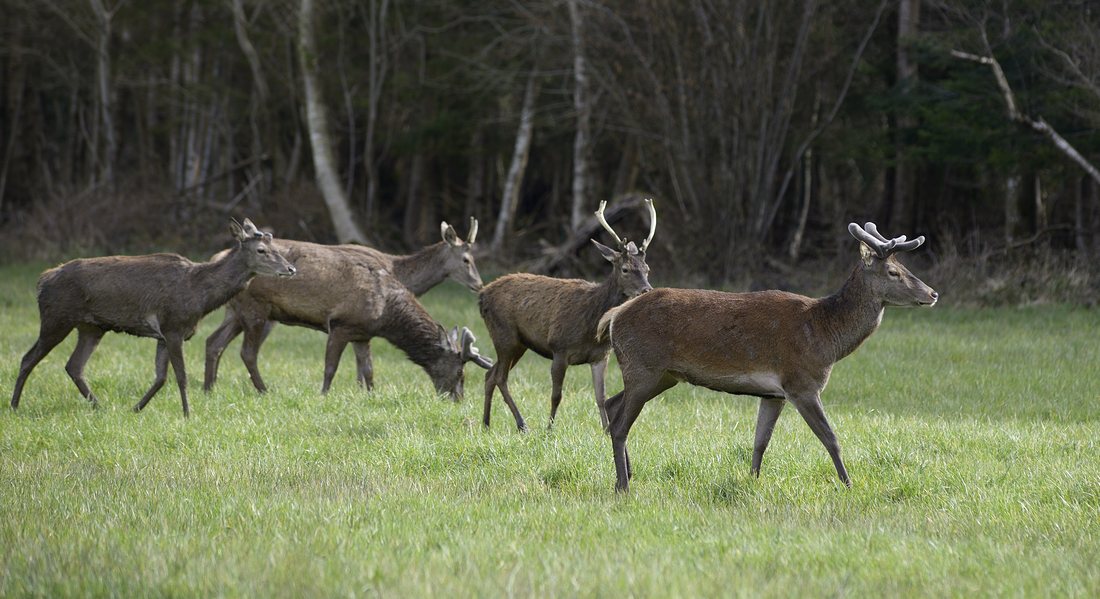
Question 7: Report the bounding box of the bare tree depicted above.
[299,0,368,244]
[567,0,592,232]
[490,70,540,253]
[952,36,1100,187]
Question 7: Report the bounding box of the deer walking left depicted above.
[10,219,295,417]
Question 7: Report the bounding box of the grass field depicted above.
[1,261,1099,597]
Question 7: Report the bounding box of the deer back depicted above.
[480,272,618,358]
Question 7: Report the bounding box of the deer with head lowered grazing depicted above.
[202,238,491,398]
[597,222,938,492]
[203,218,482,392]
[10,219,296,417]
[479,199,657,431]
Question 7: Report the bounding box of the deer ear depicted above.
[441,222,461,246]
[591,239,619,262]
[859,242,876,266]
[230,219,245,241]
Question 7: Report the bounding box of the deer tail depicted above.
[596,305,623,342]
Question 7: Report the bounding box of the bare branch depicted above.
[952,47,1100,186]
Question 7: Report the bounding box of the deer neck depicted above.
[600,270,630,313]
[378,297,453,375]
[193,246,255,315]
[391,242,449,296]
[814,264,885,363]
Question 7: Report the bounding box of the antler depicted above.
[460,327,493,369]
[468,217,478,245]
[594,200,624,247]
[848,222,924,258]
[640,198,657,253]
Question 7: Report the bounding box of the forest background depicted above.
[1,0,1098,304]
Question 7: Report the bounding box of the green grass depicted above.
[2,262,1099,597]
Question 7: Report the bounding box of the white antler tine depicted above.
[594,201,623,247]
[641,198,657,253]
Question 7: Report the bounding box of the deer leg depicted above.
[203,311,243,392]
[495,354,528,432]
[65,325,106,407]
[790,394,851,487]
[134,341,170,413]
[482,348,528,432]
[322,330,351,394]
[11,322,73,409]
[547,354,568,430]
[164,335,190,418]
[751,398,786,478]
[239,319,269,393]
[609,373,676,492]
[353,340,374,390]
[591,358,610,432]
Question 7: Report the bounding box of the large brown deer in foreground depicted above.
[596,222,938,491]
[203,218,482,392]
[202,239,491,397]
[11,219,296,416]
[479,199,657,431]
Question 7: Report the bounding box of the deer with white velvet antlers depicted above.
[479,199,657,431]
[10,219,296,416]
[596,222,938,492]
[203,218,482,392]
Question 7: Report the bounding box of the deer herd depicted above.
[10,207,937,493]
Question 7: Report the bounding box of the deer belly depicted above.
[686,370,785,398]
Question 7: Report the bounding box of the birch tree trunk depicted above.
[299,0,367,244]
[567,0,591,232]
[490,72,539,253]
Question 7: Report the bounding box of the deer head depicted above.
[231,218,296,278]
[848,222,937,307]
[593,199,656,298]
[439,217,483,291]
[429,326,493,401]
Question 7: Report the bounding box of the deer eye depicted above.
[257,247,267,254]
[463,257,471,264]
[888,269,900,278]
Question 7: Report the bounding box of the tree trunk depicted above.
[231,0,272,203]
[891,0,920,232]
[299,0,367,244]
[1005,172,1022,243]
[89,0,117,189]
[490,72,539,253]
[403,152,426,246]
[567,0,591,231]
[362,0,390,226]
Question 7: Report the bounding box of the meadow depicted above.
[1,261,1098,597]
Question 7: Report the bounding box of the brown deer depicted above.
[203,218,482,392]
[479,199,657,431]
[10,219,296,417]
[596,222,938,492]
[202,238,491,397]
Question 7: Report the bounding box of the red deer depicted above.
[596,222,938,491]
[10,219,296,417]
[200,239,491,397]
[203,218,482,391]
[479,199,657,431]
